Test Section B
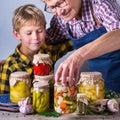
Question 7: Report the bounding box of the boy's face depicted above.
[13,24,46,54]
[44,0,81,21]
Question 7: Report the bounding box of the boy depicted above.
[0,4,73,94]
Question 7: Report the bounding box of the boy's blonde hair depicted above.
[12,4,46,32]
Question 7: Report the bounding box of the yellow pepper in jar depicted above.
[32,77,50,113]
[9,71,31,103]
[78,72,104,101]
[32,90,49,112]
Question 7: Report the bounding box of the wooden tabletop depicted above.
[0,110,120,120]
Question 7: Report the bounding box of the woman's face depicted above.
[45,0,81,21]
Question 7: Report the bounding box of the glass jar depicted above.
[32,79,50,113]
[54,83,77,114]
[34,74,54,82]
[33,54,53,76]
[9,71,31,104]
[33,74,54,109]
[75,93,88,115]
[78,72,104,101]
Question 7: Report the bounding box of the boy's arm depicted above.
[0,63,11,94]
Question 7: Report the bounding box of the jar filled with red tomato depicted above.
[33,54,53,76]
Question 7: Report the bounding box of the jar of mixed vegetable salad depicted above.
[54,81,77,114]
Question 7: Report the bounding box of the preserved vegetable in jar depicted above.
[54,83,77,114]
[78,72,104,101]
[33,54,53,76]
[32,78,50,113]
[75,93,88,115]
[33,74,54,109]
[9,71,31,104]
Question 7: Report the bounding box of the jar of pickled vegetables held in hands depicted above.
[33,54,53,76]
[32,79,50,113]
[78,72,104,101]
[54,80,77,114]
[9,71,31,104]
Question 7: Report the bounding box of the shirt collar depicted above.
[15,44,31,65]
[67,0,94,25]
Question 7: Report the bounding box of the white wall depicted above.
[0,0,53,59]
[0,0,120,59]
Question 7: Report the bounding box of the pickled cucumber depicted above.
[32,91,49,113]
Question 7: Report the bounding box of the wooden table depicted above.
[0,110,120,120]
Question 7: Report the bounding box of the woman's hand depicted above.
[55,51,84,87]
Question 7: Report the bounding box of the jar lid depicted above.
[55,76,76,86]
[77,93,88,105]
[34,73,54,81]
[10,71,30,78]
[80,72,102,79]
[9,71,31,86]
[33,53,53,65]
[54,82,68,92]
[77,93,86,99]
[33,80,49,88]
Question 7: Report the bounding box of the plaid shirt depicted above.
[46,0,120,44]
[0,40,73,94]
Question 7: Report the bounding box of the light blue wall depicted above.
[0,0,120,59]
[0,0,53,59]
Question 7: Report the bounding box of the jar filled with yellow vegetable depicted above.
[9,71,31,104]
[78,72,104,101]
[54,81,77,114]
[32,78,50,113]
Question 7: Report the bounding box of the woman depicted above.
[41,0,120,93]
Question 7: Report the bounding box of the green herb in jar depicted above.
[75,93,88,115]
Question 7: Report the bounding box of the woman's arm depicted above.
[55,29,120,86]
[79,29,120,60]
